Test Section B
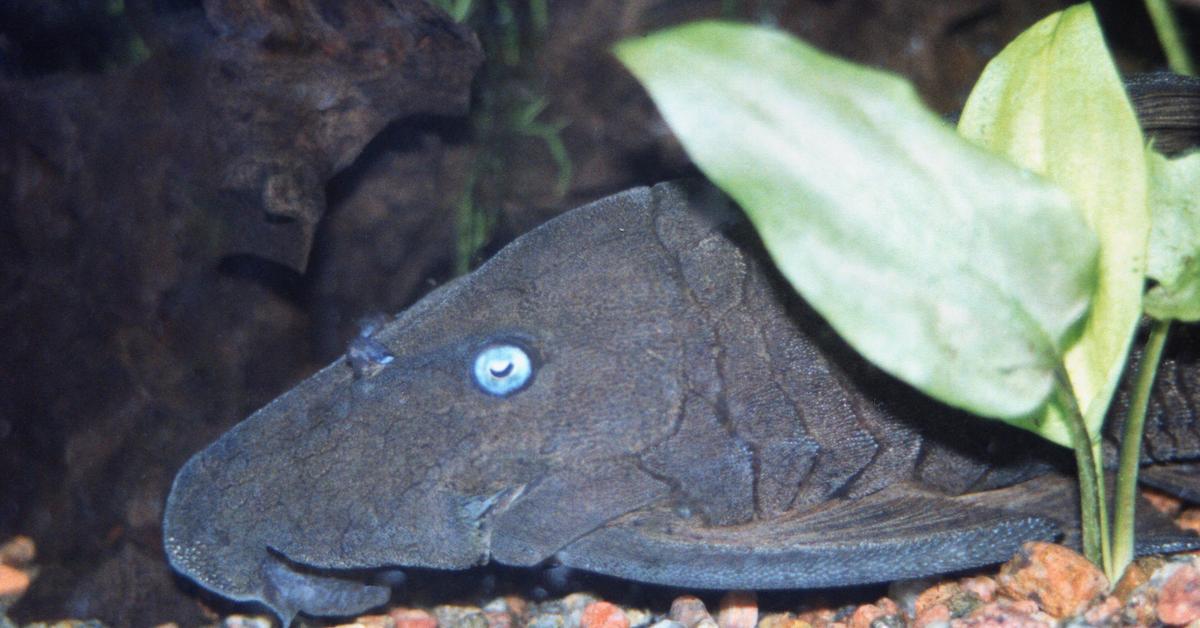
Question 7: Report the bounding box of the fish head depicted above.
[163,185,710,622]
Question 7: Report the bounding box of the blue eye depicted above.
[472,344,533,396]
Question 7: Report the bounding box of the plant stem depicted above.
[1145,0,1196,76]
[1093,440,1113,577]
[1055,368,1109,574]
[1112,319,1171,578]
[498,1,520,66]
[531,0,549,35]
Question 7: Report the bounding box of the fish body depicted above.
[164,180,1200,623]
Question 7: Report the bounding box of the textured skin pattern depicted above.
[1126,73,1200,157]
[164,182,1200,623]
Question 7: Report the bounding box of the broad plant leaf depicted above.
[1145,150,1200,321]
[616,21,1098,420]
[958,4,1149,446]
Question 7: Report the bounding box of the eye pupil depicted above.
[473,344,532,396]
[488,359,514,378]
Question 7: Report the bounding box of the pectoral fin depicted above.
[553,484,1058,589]
[489,460,670,566]
[1140,463,1200,503]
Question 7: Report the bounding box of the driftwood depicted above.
[0,1,479,623]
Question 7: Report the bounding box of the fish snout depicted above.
[163,450,268,605]
[164,448,394,622]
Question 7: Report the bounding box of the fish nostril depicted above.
[347,335,395,378]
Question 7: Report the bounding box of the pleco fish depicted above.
[164,77,1200,625]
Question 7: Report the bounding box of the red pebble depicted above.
[1158,563,1200,626]
[580,601,630,628]
[997,541,1107,618]
[389,608,437,628]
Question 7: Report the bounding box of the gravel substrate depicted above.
[2,511,1199,627]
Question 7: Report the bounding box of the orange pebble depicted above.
[580,601,630,628]
[997,542,1107,618]
[388,608,437,628]
[0,564,30,599]
[717,591,757,628]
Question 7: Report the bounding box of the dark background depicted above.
[0,0,1193,624]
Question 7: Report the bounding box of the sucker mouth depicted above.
[261,547,392,625]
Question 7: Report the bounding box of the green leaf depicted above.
[1145,150,1200,321]
[957,4,1149,446]
[615,21,1098,420]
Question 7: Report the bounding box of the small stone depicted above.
[794,608,835,627]
[647,621,686,628]
[832,603,858,622]
[504,595,529,620]
[561,592,601,626]
[954,599,1054,628]
[1159,562,1200,625]
[483,597,510,613]
[716,591,756,628]
[21,622,108,628]
[563,592,601,612]
[1080,595,1120,625]
[221,616,273,628]
[996,542,1107,618]
[434,604,488,628]
[485,610,513,628]
[947,592,983,617]
[847,604,885,628]
[1180,509,1200,536]
[1120,577,1160,627]
[959,576,997,604]
[669,595,713,627]
[915,582,962,616]
[848,598,901,628]
[888,577,938,616]
[346,615,395,628]
[0,537,35,568]
[693,619,718,628]
[0,565,30,601]
[388,608,437,628]
[913,603,950,627]
[527,612,566,628]
[1113,556,1164,602]
[480,597,519,627]
[580,601,629,628]
[756,613,805,628]
[623,607,653,627]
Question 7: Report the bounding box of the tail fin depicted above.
[958,473,1200,555]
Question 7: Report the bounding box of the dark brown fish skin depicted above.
[1128,72,1200,157]
[162,74,1200,624]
